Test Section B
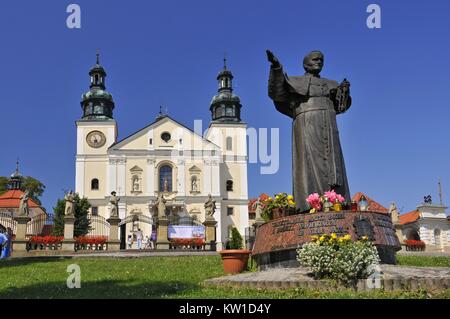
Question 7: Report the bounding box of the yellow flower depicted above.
[331,233,337,239]
[343,234,351,241]
[361,236,368,241]
[311,235,319,242]
[319,235,326,242]
[287,195,294,200]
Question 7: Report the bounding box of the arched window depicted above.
[91,178,99,190]
[226,180,233,191]
[159,165,172,192]
[226,137,232,151]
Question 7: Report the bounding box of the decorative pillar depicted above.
[147,158,156,195]
[203,216,218,251]
[62,216,76,251]
[156,216,170,249]
[12,216,31,252]
[107,217,121,251]
[177,159,186,196]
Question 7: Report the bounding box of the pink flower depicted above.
[336,194,345,203]
[324,190,337,203]
[306,193,322,210]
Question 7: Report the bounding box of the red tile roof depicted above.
[399,210,420,225]
[352,192,389,213]
[248,193,270,212]
[0,190,40,208]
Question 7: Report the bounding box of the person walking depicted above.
[136,229,143,250]
[0,228,8,259]
[127,234,133,249]
[0,228,12,258]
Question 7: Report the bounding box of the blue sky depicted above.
[0,0,449,215]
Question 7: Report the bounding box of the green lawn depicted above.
[396,255,450,267]
[0,255,449,299]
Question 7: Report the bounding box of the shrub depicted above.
[229,227,244,249]
[297,233,380,286]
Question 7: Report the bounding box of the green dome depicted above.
[211,91,240,104]
[82,89,113,102]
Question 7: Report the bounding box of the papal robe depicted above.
[268,65,352,212]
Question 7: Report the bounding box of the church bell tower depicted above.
[205,57,249,243]
[75,52,118,198]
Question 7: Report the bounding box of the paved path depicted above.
[204,265,450,292]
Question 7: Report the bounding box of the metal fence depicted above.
[27,211,48,236]
[88,215,110,237]
[0,211,16,234]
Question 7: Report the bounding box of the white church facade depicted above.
[75,55,249,250]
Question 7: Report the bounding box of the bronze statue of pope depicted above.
[267,50,352,212]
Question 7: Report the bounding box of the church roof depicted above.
[351,192,389,213]
[109,114,220,150]
[399,210,421,225]
[0,189,40,208]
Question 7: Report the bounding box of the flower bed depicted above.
[170,238,205,250]
[28,236,64,250]
[297,233,380,287]
[404,239,426,251]
[75,236,108,251]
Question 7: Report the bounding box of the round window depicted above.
[161,132,171,142]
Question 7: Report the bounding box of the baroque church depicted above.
[75,54,249,249]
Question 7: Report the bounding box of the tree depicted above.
[22,176,46,205]
[52,193,91,237]
[0,177,9,195]
[0,175,45,205]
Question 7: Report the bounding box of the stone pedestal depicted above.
[203,217,217,251]
[13,216,31,252]
[253,211,402,269]
[156,217,170,249]
[107,217,121,251]
[62,216,76,251]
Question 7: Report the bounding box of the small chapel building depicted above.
[398,197,450,252]
[75,55,249,249]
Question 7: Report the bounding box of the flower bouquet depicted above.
[306,190,346,213]
[262,193,296,220]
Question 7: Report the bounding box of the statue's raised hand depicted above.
[266,50,280,68]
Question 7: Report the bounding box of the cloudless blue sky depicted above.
[0,0,449,215]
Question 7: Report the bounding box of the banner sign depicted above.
[168,225,205,239]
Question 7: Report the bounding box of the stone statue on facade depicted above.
[133,177,140,191]
[18,191,30,217]
[64,190,75,216]
[163,177,169,192]
[192,178,198,192]
[267,49,352,212]
[109,191,120,218]
[252,197,264,221]
[204,194,216,218]
[389,202,400,224]
[155,193,167,218]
